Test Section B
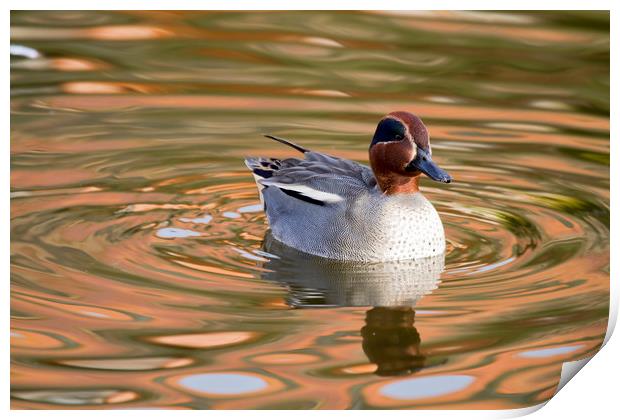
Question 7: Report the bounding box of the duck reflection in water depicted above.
[260,233,444,376]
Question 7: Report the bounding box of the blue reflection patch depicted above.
[178,373,267,395]
[156,228,201,239]
[519,345,583,359]
[380,375,474,400]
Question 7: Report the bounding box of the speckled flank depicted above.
[265,187,445,262]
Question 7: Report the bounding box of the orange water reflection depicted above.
[25,94,609,133]
[11,10,608,410]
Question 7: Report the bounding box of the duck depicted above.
[245,111,451,262]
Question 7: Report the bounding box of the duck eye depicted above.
[394,134,403,140]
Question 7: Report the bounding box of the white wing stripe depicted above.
[264,182,344,203]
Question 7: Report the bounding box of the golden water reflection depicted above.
[11,10,608,410]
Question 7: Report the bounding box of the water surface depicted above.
[11,10,609,409]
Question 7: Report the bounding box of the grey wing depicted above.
[259,151,376,207]
[245,143,378,255]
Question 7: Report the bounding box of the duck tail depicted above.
[244,157,283,208]
[264,134,309,154]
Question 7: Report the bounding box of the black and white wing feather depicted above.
[245,136,376,207]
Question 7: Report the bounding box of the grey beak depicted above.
[405,148,452,183]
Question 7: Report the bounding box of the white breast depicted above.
[371,193,446,261]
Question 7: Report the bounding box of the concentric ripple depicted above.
[11,10,608,409]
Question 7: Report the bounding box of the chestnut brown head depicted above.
[369,111,451,194]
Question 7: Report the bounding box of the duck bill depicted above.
[405,149,452,183]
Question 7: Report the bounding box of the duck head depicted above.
[369,111,451,195]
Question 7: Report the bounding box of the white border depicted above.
[5,2,617,419]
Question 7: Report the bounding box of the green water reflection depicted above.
[11,10,609,409]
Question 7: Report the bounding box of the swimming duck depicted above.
[245,111,451,262]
